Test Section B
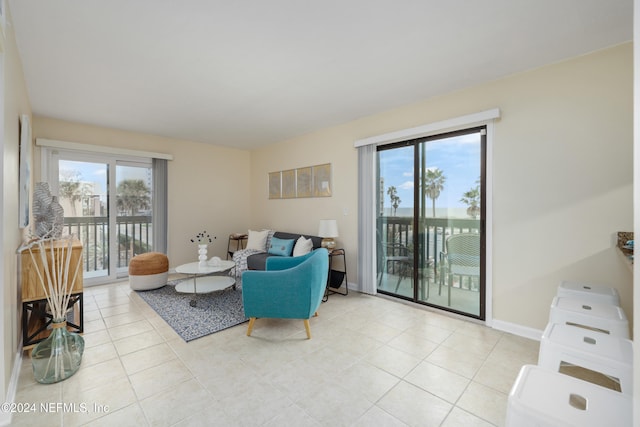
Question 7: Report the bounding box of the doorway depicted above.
[47,151,153,285]
[376,127,486,319]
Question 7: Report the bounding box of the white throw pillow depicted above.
[293,236,313,257]
[246,229,270,251]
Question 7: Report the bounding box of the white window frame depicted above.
[41,145,154,286]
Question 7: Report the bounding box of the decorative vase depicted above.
[198,244,208,267]
[31,319,84,384]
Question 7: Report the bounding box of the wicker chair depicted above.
[439,233,480,306]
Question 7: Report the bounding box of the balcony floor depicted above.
[378,272,481,317]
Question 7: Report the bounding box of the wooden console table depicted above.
[20,239,84,349]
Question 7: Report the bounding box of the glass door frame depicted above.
[376,126,487,321]
[417,126,486,320]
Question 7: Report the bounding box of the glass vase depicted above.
[31,319,85,384]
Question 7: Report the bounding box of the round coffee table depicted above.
[175,260,236,307]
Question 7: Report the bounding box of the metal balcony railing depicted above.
[62,216,152,273]
[378,216,481,278]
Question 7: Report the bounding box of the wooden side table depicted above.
[227,233,248,259]
[324,248,348,302]
[22,293,83,350]
[20,239,84,349]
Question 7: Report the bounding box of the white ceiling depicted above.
[8,0,633,150]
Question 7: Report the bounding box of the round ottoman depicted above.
[129,252,169,291]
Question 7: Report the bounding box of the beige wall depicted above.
[32,117,252,267]
[0,19,632,414]
[490,44,632,330]
[2,4,32,413]
[250,128,359,287]
[251,43,633,332]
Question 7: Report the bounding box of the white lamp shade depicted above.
[318,219,339,238]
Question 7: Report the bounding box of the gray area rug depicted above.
[136,277,247,342]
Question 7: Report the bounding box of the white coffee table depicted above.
[175,260,236,307]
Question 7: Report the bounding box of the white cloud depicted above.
[399,180,414,190]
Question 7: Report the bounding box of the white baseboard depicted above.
[347,281,369,293]
[492,319,543,341]
[353,285,543,341]
[0,347,24,427]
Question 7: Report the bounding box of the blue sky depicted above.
[60,160,151,196]
[379,132,481,212]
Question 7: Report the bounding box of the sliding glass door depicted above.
[57,157,110,281]
[377,143,415,299]
[48,151,153,285]
[376,127,486,319]
[115,162,154,276]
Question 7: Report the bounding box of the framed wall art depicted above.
[268,171,281,199]
[281,169,296,199]
[268,163,332,199]
[19,114,31,228]
[312,163,332,197]
[296,166,312,198]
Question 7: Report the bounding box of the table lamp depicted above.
[318,219,339,250]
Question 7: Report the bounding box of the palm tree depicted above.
[423,168,446,217]
[58,170,91,216]
[116,179,150,216]
[386,186,401,216]
[460,186,480,219]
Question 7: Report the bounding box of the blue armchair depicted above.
[242,248,329,339]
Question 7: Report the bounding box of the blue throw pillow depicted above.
[268,237,295,256]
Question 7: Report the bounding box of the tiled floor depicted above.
[12,278,539,427]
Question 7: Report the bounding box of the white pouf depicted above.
[506,365,632,427]
[557,281,620,306]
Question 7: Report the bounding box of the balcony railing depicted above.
[63,216,152,273]
[65,214,473,278]
[378,215,480,277]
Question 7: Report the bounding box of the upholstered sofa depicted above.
[232,230,323,282]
